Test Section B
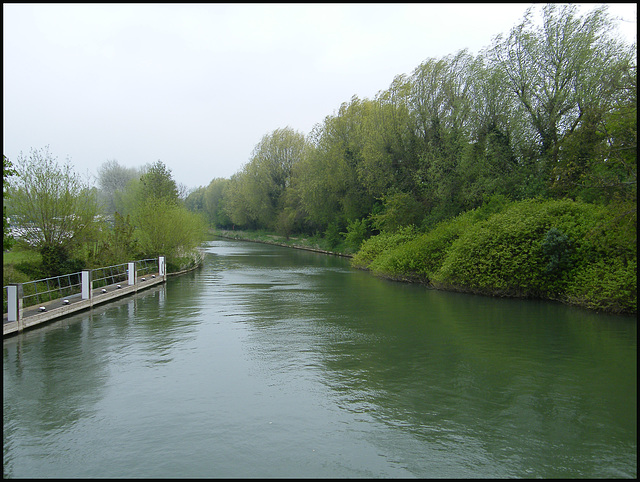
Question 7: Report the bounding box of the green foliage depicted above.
[370,191,424,233]
[541,227,574,278]
[433,198,635,310]
[206,4,634,266]
[323,222,342,249]
[13,260,44,280]
[133,197,206,261]
[96,159,140,215]
[566,258,636,313]
[342,218,369,253]
[351,225,419,269]
[139,160,179,205]
[91,212,139,266]
[21,5,625,309]
[354,197,636,313]
[434,199,585,296]
[6,147,100,251]
[3,263,33,286]
[3,155,17,251]
[223,128,307,231]
[367,209,477,280]
[39,244,85,277]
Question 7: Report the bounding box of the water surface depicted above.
[3,239,637,478]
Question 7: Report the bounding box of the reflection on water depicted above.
[3,239,637,478]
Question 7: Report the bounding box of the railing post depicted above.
[128,262,136,286]
[82,270,92,302]
[159,256,166,281]
[8,284,23,328]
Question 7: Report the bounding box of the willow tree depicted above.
[223,127,307,231]
[7,147,100,275]
[368,74,422,197]
[296,97,377,234]
[408,50,475,219]
[134,197,206,261]
[203,178,232,228]
[489,4,632,179]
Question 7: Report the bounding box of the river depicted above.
[3,238,637,478]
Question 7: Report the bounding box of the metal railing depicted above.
[136,258,159,280]
[92,263,129,290]
[4,257,165,317]
[20,272,83,309]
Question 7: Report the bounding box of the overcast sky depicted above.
[3,3,637,191]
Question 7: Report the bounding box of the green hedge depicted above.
[366,211,476,280]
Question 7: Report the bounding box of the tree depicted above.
[184,186,206,215]
[133,197,206,260]
[366,75,421,197]
[203,178,232,227]
[224,127,306,230]
[3,155,18,251]
[92,211,139,267]
[96,159,140,215]
[552,54,637,202]
[6,147,100,275]
[139,160,179,205]
[297,98,375,232]
[370,191,424,233]
[490,4,630,178]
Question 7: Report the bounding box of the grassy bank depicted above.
[3,247,42,286]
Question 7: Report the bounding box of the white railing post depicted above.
[81,270,92,301]
[128,262,136,286]
[8,284,23,324]
[159,256,166,280]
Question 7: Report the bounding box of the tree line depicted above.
[183,5,635,312]
[186,5,635,250]
[3,150,205,280]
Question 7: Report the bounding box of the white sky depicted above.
[3,3,637,191]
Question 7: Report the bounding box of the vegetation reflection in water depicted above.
[3,240,636,478]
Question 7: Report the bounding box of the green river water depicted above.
[3,238,637,478]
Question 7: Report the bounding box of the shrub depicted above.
[541,227,574,278]
[566,259,637,313]
[352,197,636,313]
[342,218,369,253]
[367,210,477,280]
[433,199,605,297]
[324,222,342,249]
[351,225,418,269]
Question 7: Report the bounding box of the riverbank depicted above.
[213,197,637,316]
[214,229,353,258]
[352,199,637,315]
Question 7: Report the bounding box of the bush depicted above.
[134,198,207,259]
[39,245,86,277]
[432,199,604,297]
[566,259,636,313]
[324,222,342,249]
[3,264,32,286]
[541,227,574,278]
[351,225,418,269]
[354,196,636,313]
[367,210,477,280]
[342,218,369,253]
